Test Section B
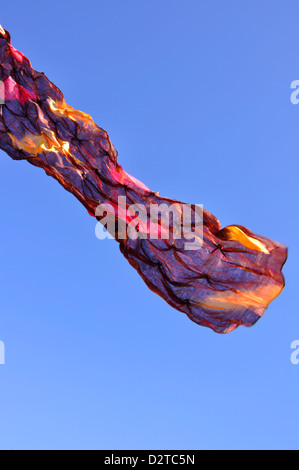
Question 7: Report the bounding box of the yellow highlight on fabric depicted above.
[47,98,96,127]
[199,283,283,313]
[8,130,70,156]
[220,225,270,254]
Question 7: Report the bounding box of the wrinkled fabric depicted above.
[0,27,287,333]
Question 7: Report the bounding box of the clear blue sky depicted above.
[0,0,298,450]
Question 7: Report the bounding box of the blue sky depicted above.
[0,0,298,450]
